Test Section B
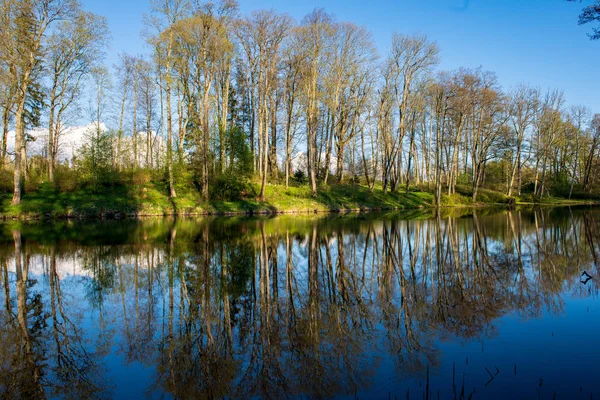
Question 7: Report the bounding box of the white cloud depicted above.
[6,123,108,162]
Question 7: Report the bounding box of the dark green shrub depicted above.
[518,193,534,203]
[24,155,47,193]
[173,161,193,187]
[226,126,253,177]
[293,169,306,184]
[75,129,120,192]
[548,172,571,197]
[520,182,536,194]
[24,173,43,193]
[130,168,152,186]
[456,172,472,186]
[0,168,13,193]
[54,164,79,192]
[569,191,600,201]
[210,173,250,201]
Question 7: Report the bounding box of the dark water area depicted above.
[1,207,600,399]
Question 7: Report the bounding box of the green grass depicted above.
[204,182,435,215]
[0,180,597,220]
[515,194,599,206]
[443,185,511,206]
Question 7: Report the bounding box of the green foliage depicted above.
[24,170,43,194]
[185,125,214,187]
[293,169,306,184]
[1,166,598,219]
[517,193,536,203]
[0,169,13,193]
[24,78,45,129]
[441,193,472,206]
[129,168,152,186]
[456,172,472,186]
[475,189,510,204]
[568,190,600,201]
[226,125,253,177]
[54,163,79,192]
[520,182,536,194]
[172,161,194,191]
[23,156,48,193]
[548,171,571,197]
[210,173,252,201]
[483,160,510,191]
[75,128,119,192]
[454,184,510,204]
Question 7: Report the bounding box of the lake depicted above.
[1,207,599,399]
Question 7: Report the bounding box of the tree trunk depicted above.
[583,137,598,193]
[117,80,128,170]
[201,81,211,200]
[133,78,138,169]
[323,111,334,185]
[47,68,59,181]
[146,89,152,168]
[507,142,522,197]
[307,69,318,197]
[337,141,345,183]
[2,103,9,166]
[48,102,56,183]
[12,87,27,205]
[285,135,291,189]
[258,89,267,201]
[220,66,230,174]
[269,94,278,180]
[165,74,176,198]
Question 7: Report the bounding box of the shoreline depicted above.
[1,182,598,221]
[2,200,598,221]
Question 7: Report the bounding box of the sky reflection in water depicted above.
[0,207,599,399]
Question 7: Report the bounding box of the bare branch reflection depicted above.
[0,209,598,398]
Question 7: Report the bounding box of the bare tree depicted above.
[236,9,292,200]
[507,84,539,196]
[567,105,591,198]
[114,54,135,168]
[147,0,192,199]
[138,58,158,168]
[46,9,109,182]
[169,0,236,199]
[280,42,303,189]
[295,9,335,197]
[583,114,600,192]
[388,33,439,192]
[0,0,78,204]
[322,23,377,184]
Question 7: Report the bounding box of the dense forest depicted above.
[1,0,599,213]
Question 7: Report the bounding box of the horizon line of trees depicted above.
[1,0,600,206]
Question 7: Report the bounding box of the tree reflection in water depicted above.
[0,208,598,398]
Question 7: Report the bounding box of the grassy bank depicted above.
[0,180,597,219]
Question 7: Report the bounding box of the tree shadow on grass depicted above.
[0,183,143,219]
[0,182,444,220]
[314,184,433,211]
[208,199,279,215]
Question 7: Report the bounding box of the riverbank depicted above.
[0,181,597,219]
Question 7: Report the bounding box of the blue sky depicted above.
[81,0,600,112]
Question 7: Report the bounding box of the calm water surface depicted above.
[1,207,599,399]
